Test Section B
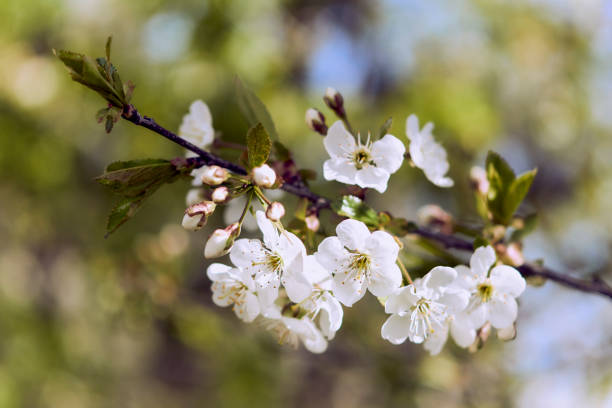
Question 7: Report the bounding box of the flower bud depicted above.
[211,186,229,203]
[251,164,276,188]
[305,214,320,232]
[265,202,285,222]
[204,223,240,258]
[499,242,525,267]
[470,166,490,195]
[200,165,229,186]
[305,108,327,135]
[417,204,453,234]
[323,87,345,116]
[181,201,216,231]
[185,188,205,206]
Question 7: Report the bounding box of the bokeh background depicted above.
[1,0,612,406]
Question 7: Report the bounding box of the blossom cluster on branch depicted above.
[54,38,612,356]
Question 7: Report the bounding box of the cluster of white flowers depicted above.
[321,114,453,192]
[177,99,526,355]
[206,211,344,353]
[381,245,526,354]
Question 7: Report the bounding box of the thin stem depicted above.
[238,190,254,226]
[253,186,272,207]
[397,259,413,285]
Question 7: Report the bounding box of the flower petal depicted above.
[365,230,399,262]
[318,293,343,339]
[323,158,358,185]
[384,285,418,314]
[323,121,356,158]
[189,100,212,125]
[405,114,420,141]
[355,166,391,193]
[282,252,313,303]
[256,284,280,310]
[423,266,457,290]
[256,210,279,249]
[206,263,233,282]
[381,314,411,345]
[450,314,476,347]
[235,292,260,323]
[424,322,449,355]
[315,237,347,273]
[438,290,469,312]
[490,265,526,298]
[370,135,405,174]
[465,302,488,329]
[470,246,497,279]
[368,263,402,298]
[230,239,265,269]
[488,295,518,329]
[332,272,367,307]
[336,219,371,251]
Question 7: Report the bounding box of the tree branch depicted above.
[119,104,612,301]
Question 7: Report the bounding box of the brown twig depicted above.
[119,104,612,300]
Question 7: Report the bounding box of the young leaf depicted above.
[55,49,125,108]
[333,195,380,227]
[378,117,393,139]
[504,169,537,221]
[246,123,271,169]
[484,151,537,225]
[97,159,194,235]
[235,76,279,141]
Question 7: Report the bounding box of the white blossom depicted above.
[287,252,344,340]
[322,121,405,193]
[406,114,453,188]
[315,219,402,306]
[422,312,476,355]
[381,266,469,346]
[455,246,526,330]
[206,263,260,322]
[179,100,215,157]
[230,211,309,308]
[258,305,327,353]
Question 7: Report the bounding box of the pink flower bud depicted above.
[204,223,240,259]
[470,166,490,195]
[305,214,320,232]
[417,204,453,234]
[305,108,327,135]
[323,87,344,116]
[200,165,229,186]
[181,201,216,231]
[266,202,285,222]
[251,164,276,188]
[211,186,229,203]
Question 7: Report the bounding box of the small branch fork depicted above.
[120,104,612,300]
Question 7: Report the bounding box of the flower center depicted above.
[348,252,371,280]
[477,283,494,303]
[265,252,284,274]
[347,133,375,170]
[409,297,445,338]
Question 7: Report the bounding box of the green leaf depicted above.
[333,195,380,227]
[378,117,393,139]
[504,169,537,220]
[246,123,271,169]
[105,196,143,237]
[235,76,279,141]
[97,159,194,236]
[485,151,536,225]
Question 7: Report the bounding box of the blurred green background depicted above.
[1,0,612,407]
